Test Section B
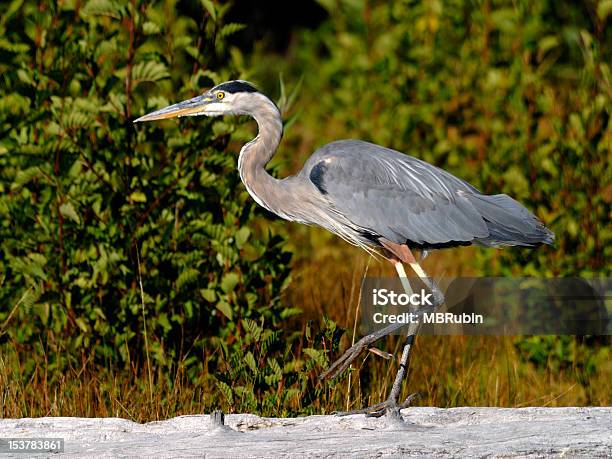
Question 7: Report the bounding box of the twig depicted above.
[319,308,432,381]
[125,0,136,122]
[135,245,153,405]
[345,256,371,411]
[0,286,34,335]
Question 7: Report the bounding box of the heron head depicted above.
[134,80,262,122]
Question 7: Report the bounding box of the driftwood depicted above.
[1,408,609,457]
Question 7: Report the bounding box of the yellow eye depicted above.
[216,91,225,100]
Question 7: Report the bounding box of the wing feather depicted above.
[302,140,489,245]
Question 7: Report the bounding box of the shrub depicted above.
[0,0,298,404]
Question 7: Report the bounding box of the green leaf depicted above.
[220,272,239,293]
[131,61,170,85]
[0,38,29,53]
[217,380,233,404]
[245,352,257,374]
[157,313,171,331]
[129,191,147,203]
[12,167,40,188]
[75,318,89,333]
[280,307,302,319]
[303,348,327,367]
[142,21,161,35]
[235,227,250,248]
[81,0,125,19]
[177,268,200,290]
[200,288,216,302]
[4,0,25,21]
[219,23,246,38]
[200,0,217,21]
[598,0,612,20]
[59,202,81,224]
[215,300,233,320]
[183,302,193,318]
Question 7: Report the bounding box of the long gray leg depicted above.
[335,258,440,419]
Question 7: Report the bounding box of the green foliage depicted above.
[210,316,343,414]
[514,335,609,403]
[0,0,302,409]
[515,336,605,374]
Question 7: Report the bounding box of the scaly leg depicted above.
[336,256,442,419]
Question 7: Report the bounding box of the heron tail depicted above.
[466,193,555,247]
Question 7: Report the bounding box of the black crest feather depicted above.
[213,80,258,94]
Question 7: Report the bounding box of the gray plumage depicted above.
[135,80,554,257]
[299,140,554,249]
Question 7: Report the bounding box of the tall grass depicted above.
[2,240,609,421]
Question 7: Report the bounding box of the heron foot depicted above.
[335,392,419,419]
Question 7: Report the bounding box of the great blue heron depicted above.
[135,80,554,418]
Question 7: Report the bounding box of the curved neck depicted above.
[238,94,286,215]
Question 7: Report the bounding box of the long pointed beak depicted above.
[134,94,213,123]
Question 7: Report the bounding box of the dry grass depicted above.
[1,332,608,422]
[0,349,218,421]
[1,224,609,421]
